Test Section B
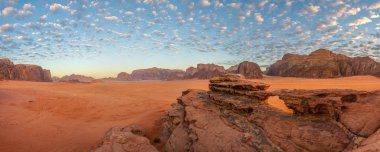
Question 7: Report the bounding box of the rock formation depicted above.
[226,65,238,73]
[116,72,131,81]
[57,74,95,82]
[130,67,185,81]
[159,74,380,152]
[0,58,52,82]
[184,63,225,79]
[267,49,380,78]
[237,61,263,79]
[92,124,158,152]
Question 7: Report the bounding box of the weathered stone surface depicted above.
[92,125,158,152]
[130,67,185,80]
[184,63,225,79]
[0,58,52,82]
[237,61,263,79]
[267,49,380,78]
[161,74,380,152]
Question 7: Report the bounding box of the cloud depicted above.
[299,5,320,16]
[199,0,210,7]
[1,7,14,16]
[259,0,269,8]
[368,2,380,10]
[348,17,372,26]
[255,13,264,24]
[49,3,70,11]
[16,3,35,16]
[346,7,360,16]
[104,16,119,21]
[370,11,379,18]
[228,3,240,9]
[0,24,14,32]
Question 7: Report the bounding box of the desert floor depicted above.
[1,76,380,152]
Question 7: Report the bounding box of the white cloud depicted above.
[200,0,210,7]
[16,3,35,16]
[370,11,379,18]
[0,24,14,33]
[255,13,264,24]
[1,7,14,16]
[346,7,360,16]
[259,0,269,8]
[368,2,380,10]
[49,3,70,11]
[125,11,134,16]
[348,17,372,26]
[104,16,118,21]
[299,5,320,16]
[228,3,240,9]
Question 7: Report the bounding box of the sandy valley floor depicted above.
[1,76,380,152]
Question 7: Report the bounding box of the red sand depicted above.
[0,76,379,152]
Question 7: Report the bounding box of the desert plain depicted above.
[0,75,379,152]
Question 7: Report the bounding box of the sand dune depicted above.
[0,76,379,152]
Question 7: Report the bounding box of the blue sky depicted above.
[1,0,380,78]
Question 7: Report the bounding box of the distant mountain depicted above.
[267,49,380,78]
[0,58,52,82]
[57,74,95,82]
[130,67,185,81]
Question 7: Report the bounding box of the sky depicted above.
[1,0,380,78]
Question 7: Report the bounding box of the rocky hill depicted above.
[0,58,52,82]
[267,49,380,78]
[184,63,225,79]
[57,74,95,82]
[130,67,185,81]
[236,61,263,79]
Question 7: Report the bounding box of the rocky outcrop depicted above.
[92,124,158,152]
[267,49,380,78]
[184,63,225,79]
[160,74,380,152]
[57,74,95,82]
[226,65,238,73]
[0,58,52,82]
[237,61,263,79]
[116,72,131,81]
[130,67,185,81]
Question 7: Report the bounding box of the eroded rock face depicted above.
[0,58,52,82]
[237,61,263,79]
[130,67,185,80]
[267,49,380,78]
[92,125,158,152]
[161,74,380,152]
[184,63,225,79]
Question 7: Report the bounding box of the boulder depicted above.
[237,61,263,79]
[92,125,158,152]
[267,49,380,78]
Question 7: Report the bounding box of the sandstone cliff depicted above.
[267,49,380,78]
[0,58,52,82]
[237,61,263,79]
[184,63,225,79]
[116,72,131,81]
